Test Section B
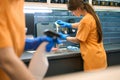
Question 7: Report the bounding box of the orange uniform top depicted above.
[0,0,25,80]
[76,13,107,71]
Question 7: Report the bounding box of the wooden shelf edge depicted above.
[24,2,120,11]
[93,6,120,12]
[24,2,67,10]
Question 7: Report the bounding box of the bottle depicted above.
[57,0,61,3]
[114,0,118,7]
[34,0,38,2]
[101,0,106,6]
[51,0,56,3]
[97,0,101,6]
[64,0,68,3]
[117,1,120,7]
[105,0,110,6]
[109,0,114,6]
[61,0,65,4]
[92,0,97,5]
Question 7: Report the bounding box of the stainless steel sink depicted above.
[50,48,80,54]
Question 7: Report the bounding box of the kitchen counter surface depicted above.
[21,48,80,62]
[21,44,120,62]
[21,44,120,76]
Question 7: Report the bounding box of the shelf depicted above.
[24,2,120,11]
[93,6,120,12]
[24,2,67,10]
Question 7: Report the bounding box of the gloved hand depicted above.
[45,37,61,52]
[56,20,72,28]
[58,33,69,40]
[25,36,61,52]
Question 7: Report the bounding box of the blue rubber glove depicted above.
[25,36,61,52]
[56,20,72,28]
[45,38,61,52]
[58,33,69,40]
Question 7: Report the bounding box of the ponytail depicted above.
[84,3,102,43]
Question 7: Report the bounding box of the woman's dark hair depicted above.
[67,0,102,43]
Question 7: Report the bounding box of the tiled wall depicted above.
[28,10,120,45]
[97,11,120,45]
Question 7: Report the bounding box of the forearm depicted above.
[71,22,80,28]
[66,37,80,44]
[28,42,49,80]
[0,47,35,80]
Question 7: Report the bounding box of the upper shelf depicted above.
[24,2,120,12]
[24,2,67,10]
[93,6,120,12]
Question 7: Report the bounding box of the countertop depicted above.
[21,44,120,62]
[20,44,120,77]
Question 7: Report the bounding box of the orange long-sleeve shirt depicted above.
[0,0,25,79]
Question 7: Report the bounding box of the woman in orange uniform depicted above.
[56,0,107,71]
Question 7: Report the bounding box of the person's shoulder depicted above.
[81,13,95,24]
[84,13,94,20]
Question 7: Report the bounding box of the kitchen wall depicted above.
[96,11,120,45]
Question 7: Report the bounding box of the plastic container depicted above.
[92,0,98,5]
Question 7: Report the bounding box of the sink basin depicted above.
[51,48,79,54]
